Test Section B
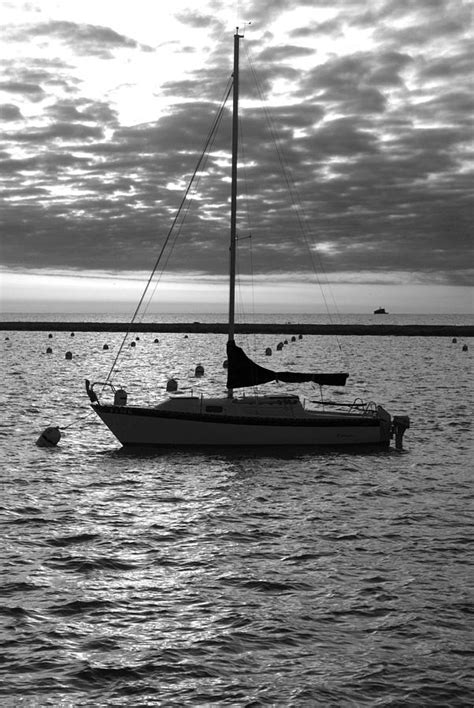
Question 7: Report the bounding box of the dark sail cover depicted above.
[226,341,348,389]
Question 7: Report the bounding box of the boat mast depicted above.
[228,29,243,345]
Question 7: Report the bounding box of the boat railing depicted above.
[85,379,127,407]
[309,397,378,415]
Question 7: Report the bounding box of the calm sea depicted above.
[1,314,472,706]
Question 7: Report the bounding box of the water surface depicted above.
[1,319,472,705]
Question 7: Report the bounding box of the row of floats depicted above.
[5,332,470,361]
[22,331,309,359]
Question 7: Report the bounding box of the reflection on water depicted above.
[1,323,472,704]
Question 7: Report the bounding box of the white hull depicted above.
[92,397,392,448]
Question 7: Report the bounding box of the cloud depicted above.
[0,0,472,303]
[9,20,153,58]
[0,79,45,99]
[44,98,119,125]
[258,44,315,63]
[175,11,219,30]
[0,103,23,120]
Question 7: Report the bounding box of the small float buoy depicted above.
[154,338,159,343]
[130,341,136,347]
[48,333,53,339]
[103,344,109,350]
[462,344,468,351]
[135,336,140,341]
[65,351,72,360]
[5,336,9,341]
[284,339,288,345]
[291,336,296,342]
[265,347,272,356]
[223,359,228,369]
[70,332,75,337]
[298,334,303,340]
[36,426,61,447]
[166,378,178,392]
[46,347,52,354]
[195,364,204,377]
[452,337,457,343]
[184,335,188,339]
[114,389,128,406]
[276,342,283,351]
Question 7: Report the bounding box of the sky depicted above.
[0,0,472,314]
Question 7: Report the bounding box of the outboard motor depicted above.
[392,415,410,450]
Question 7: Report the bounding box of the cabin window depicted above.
[206,405,223,413]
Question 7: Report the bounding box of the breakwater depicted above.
[1,322,473,336]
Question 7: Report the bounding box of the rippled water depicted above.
[1,321,473,705]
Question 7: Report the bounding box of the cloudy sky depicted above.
[0,0,472,314]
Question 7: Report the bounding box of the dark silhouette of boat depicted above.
[85,31,409,450]
[374,307,387,314]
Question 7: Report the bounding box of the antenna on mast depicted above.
[241,21,252,37]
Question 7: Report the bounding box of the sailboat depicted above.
[86,30,410,449]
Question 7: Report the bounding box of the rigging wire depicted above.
[243,44,348,365]
[103,78,233,387]
[239,116,256,321]
[235,115,258,361]
[139,80,233,322]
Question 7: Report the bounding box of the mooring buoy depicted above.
[65,351,72,360]
[452,337,457,343]
[277,342,283,351]
[154,338,159,343]
[48,333,53,339]
[103,344,109,350]
[195,364,204,377]
[462,344,468,351]
[223,359,228,369]
[36,426,61,447]
[46,347,52,354]
[166,378,178,392]
[265,347,272,356]
[130,341,136,347]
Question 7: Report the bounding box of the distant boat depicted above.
[374,307,387,314]
[86,30,409,449]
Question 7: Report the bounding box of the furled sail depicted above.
[226,341,348,389]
